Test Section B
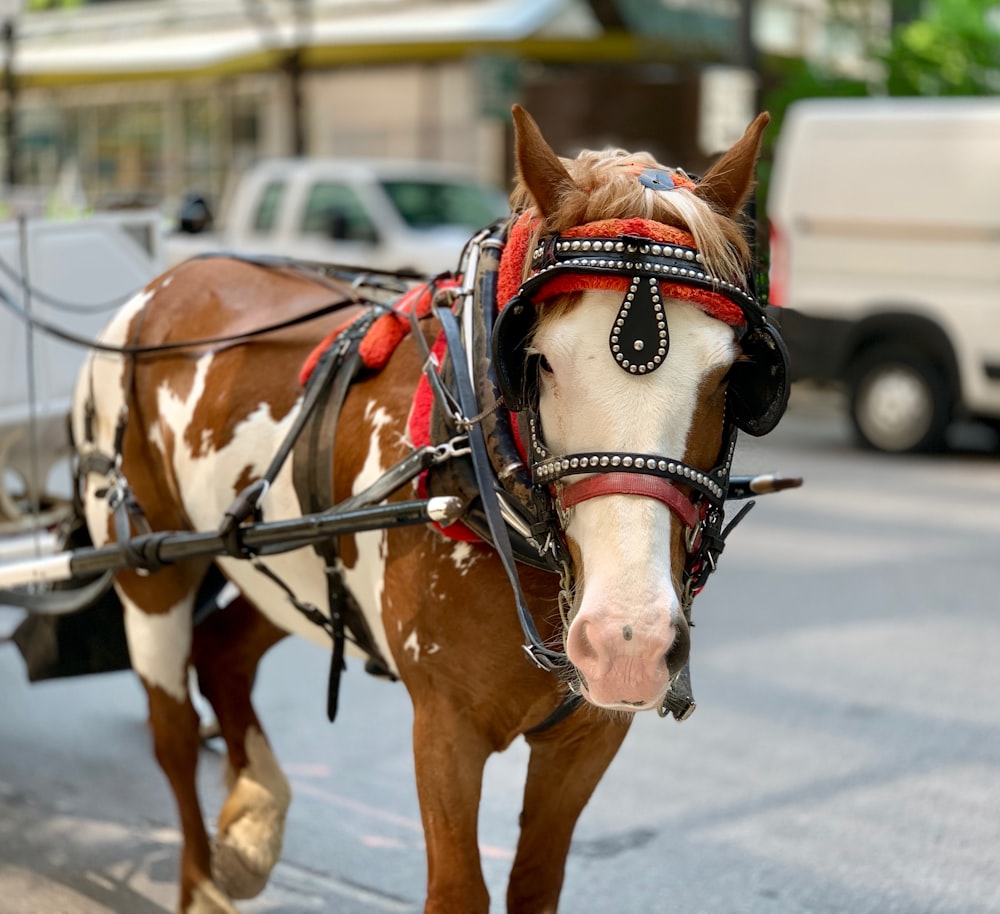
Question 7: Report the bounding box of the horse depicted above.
[70,104,788,913]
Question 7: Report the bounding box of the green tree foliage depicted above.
[26,0,84,10]
[884,0,1000,94]
[758,0,1000,219]
[752,0,1000,297]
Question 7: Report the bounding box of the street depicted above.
[1,387,999,914]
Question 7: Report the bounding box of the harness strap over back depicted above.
[290,316,398,721]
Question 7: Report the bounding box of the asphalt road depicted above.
[1,387,999,914]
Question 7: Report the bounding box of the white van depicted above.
[166,158,509,277]
[768,97,1000,452]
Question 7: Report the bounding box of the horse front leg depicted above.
[507,708,632,913]
[412,696,494,914]
[191,590,290,902]
[118,568,239,914]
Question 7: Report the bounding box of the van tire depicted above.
[848,345,951,453]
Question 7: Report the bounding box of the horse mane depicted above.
[508,147,751,287]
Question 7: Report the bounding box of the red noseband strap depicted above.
[556,472,701,532]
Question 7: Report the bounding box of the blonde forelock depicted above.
[510,146,750,286]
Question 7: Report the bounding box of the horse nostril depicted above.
[664,620,690,673]
[567,619,599,665]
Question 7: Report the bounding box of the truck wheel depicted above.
[848,346,951,453]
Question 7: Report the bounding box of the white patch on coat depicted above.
[175,398,340,652]
[403,628,440,663]
[71,288,155,493]
[122,595,193,703]
[335,400,398,673]
[74,308,403,678]
[449,541,479,575]
[72,288,159,553]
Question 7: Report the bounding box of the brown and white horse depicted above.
[71,106,779,913]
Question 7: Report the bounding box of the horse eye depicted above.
[539,355,554,374]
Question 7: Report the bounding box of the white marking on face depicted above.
[122,595,193,703]
[536,293,735,462]
[535,293,735,559]
[534,291,737,705]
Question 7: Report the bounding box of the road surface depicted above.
[1,388,998,914]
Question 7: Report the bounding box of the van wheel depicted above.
[848,345,951,453]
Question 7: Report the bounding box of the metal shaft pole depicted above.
[0,496,464,589]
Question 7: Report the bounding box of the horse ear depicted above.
[512,104,578,219]
[694,112,771,217]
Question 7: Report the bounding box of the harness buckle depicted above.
[431,436,471,464]
[522,642,565,673]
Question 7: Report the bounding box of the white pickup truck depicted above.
[165,158,510,276]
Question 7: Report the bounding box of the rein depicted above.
[0,254,401,357]
[407,227,571,675]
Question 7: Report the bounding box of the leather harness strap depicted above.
[290,314,398,722]
[428,301,570,675]
[557,472,702,533]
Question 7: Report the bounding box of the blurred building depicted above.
[0,0,890,216]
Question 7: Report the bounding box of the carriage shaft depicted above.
[0,497,463,590]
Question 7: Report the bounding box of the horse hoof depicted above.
[211,835,273,900]
[183,879,239,914]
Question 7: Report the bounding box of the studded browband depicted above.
[527,234,760,318]
[521,233,763,379]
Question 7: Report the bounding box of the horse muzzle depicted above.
[565,603,690,711]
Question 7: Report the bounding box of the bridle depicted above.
[491,225,790,619]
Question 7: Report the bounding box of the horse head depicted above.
[493,105,783,713]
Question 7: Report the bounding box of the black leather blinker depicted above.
[491,295,539,412]
[728,322,791,437]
